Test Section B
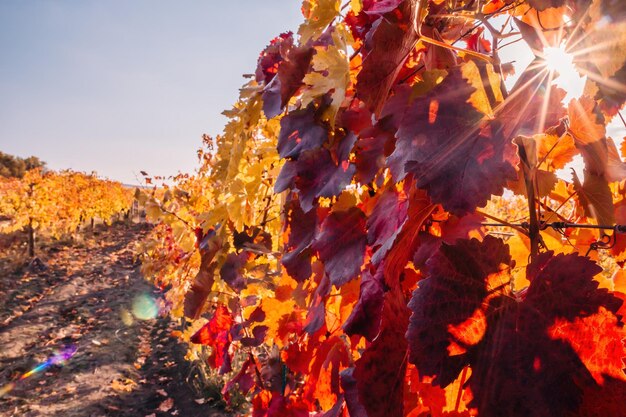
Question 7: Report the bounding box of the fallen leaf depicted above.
[158,397,174,412]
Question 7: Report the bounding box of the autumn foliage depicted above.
[0,169,134,256]
[138,0,626,415]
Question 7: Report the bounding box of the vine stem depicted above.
[476,209,528,236]
[454,366,469,412]
[516,139,541,262]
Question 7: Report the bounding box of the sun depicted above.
[543,44,574,73]
[541,43,586,101]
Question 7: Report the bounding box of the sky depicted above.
[0,1,303,184]
[0,3,624,185]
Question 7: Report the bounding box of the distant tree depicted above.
[0,152,46,178]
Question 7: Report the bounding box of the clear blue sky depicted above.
[0,1,303,184]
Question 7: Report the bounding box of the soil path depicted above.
[0,223,224,417]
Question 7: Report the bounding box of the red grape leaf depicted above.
[256,32,292,84]
[282,199,318,282]
[340,368,368,417]
[390,67,518,215]
[275,133,356,212]
[260,35,314,119]
[408,244,626,416]
[356,0,419,115]
[304,273,330,334]
[380,187,435,288]
[574,375,626,417]
[548,307,626,384]
[366,188,408,250]
[301,335,351,407]
[190,304,234,374]
[220,251,248,292]
[353,123,394,184]
[354,288,410,417]
[222,354,257,404]
[312,207,367,287]
[277,104,328,159]
[363,0,404,15]
[343,263,385,340]
[406,236,512,386]
[252,391,310,417]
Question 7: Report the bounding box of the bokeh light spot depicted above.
[131,294,159,320]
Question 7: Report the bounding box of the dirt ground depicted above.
[0,222,227,417]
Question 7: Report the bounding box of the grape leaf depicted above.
[343,263,385,340]
[407,236,512,386]
[312,207,367,287]
[282,199,318,282]
[275,132,356,212]
[223,355,257,404]
[572,169,615,227]
[498,58,566,138]
[340,368,368,417]
[262,37,315,119]
[302,42,350,125]
[190,304,234,374]
[408,243,626,416]
[366,188,408,250]
[354,288,409,417]
[548,307,626,384]
[353,123,394,183]
[220,251,248,292]
[184,228,222,319]
[278,103,328,159]
[256,32,293,84]
[299,0,341,44]
[390,67,517,214]
[356,0,419,114]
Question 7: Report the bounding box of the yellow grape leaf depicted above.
[302,43,349,125]
[567,228,600,260]
[517,5,569,46]
[549,179,574,204]
[461,61,503,117]
[299,0,340,44]
[350,0,362,14]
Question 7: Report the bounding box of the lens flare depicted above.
[131,293,159,320]
[0,345,77,398]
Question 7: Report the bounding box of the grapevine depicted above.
[139,0,626,416]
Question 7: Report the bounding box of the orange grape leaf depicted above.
[548,307,626,384]
[536,132,577,170]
